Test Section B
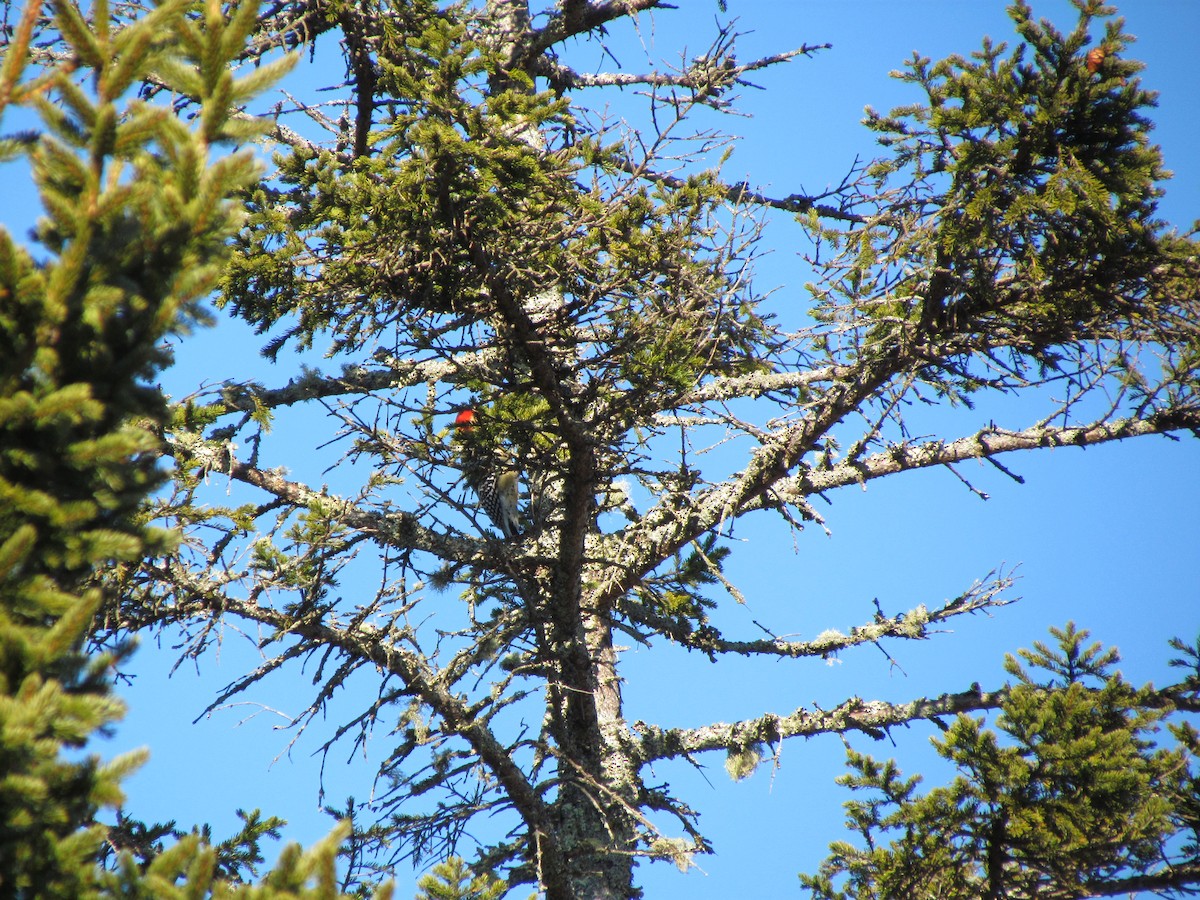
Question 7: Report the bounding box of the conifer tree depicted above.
[800,624,1200,898]
[11,1,1198,898]
[415,857,510,900]
[0,0,390,895]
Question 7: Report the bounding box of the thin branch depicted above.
[777,408,1200,502]
[633,683,1011,762]
[619,570,1016,660]
[634,675,1200,763]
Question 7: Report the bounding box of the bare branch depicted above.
[634,675,1200,764]
[778,408,1200,503]
[633,684,1010,763]
[619,570,1017,659]
[529,0,671,55]
[141,561,572,895]
[608,151,869,224]
[160,431,486,563]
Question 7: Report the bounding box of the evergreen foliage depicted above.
[856,1,1173,352]
[0,0,389,895]
[800,624,1200,898]
[6,1,1197,898]
[0,0,266,888]
[414,857,511,900]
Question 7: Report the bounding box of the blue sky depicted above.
[5,1,1199,897]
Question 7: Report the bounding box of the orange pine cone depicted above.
[1086,47,1106,74]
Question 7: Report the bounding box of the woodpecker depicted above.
[454,408,522,539]
[476,468,522,539]
[453,408,480,432]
